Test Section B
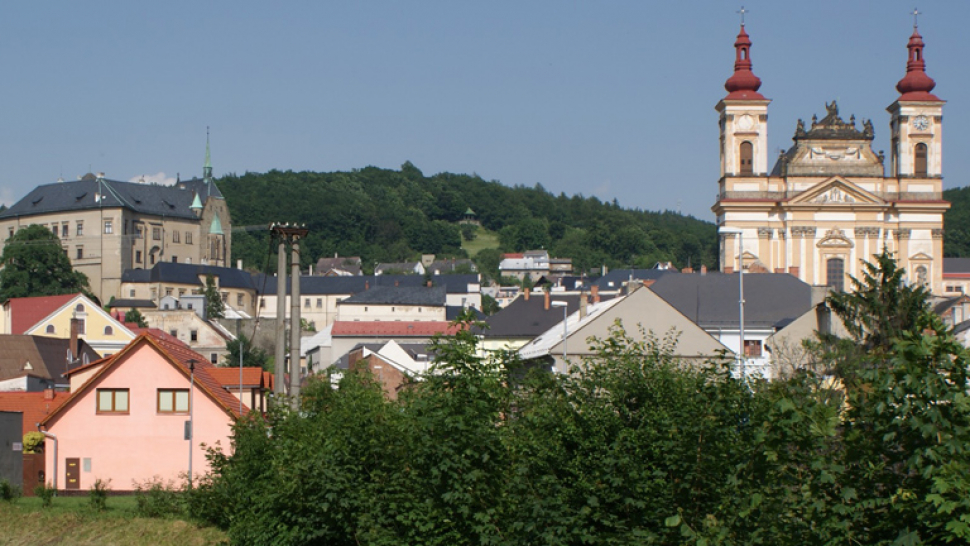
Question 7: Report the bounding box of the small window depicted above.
[221,292,228,303]
[76,247,84,259]
[8,227,13,238]
[104,326,113,335]
[62,223,69,237]
[135,250,142,264]
[104,220,113,234]
[237,294,244,306]
[304,298,310,308]
[187,303,193,310]
[76,222,84,236]
[172,256,178,263]
[179,289,186,297]
[169,329,177,337]
[827,258,845,292]
[150,253,156,265]
[186,232,192,244]
[210,353,218,364]
[77,319,85,335]
[97,389,129,413]
[744,340,762,357]
[739,141,754,174]
[157,389,189,413]
[316,298,322,308]
[260,299,266,309]
[75,304,84,313]
[153,227,161,240]
[173,231,180,243]
[914,143,928,176]
[165,288,173,296]
[129,289,136,298]
[46,325,55,334]
[190,330,198,342]
[52,224,59,237]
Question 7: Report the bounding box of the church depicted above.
[712,21,949,294]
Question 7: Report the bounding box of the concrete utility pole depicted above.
[274,226,287,401]
[270,223,309,410]
[289,236,302,407]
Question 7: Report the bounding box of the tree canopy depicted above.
[0,224,91,303]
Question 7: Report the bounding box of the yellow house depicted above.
[8,293,137,357]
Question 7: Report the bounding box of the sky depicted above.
[0,1,967,220]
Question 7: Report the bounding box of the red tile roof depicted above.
[8,293,79,334]
[0,391,69,432]
[207,367,267,388]
[331,321,462,337]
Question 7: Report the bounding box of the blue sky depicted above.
[0,1,967,219]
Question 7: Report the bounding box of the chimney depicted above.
[69,317,80,362]
[426,281,432,288]
[700,265,707,275]
[681,267,693,274]
[365,281,369,291]
[580,294,588,318]
[788,266,800,278]
[774,268,785,274]
[544,290,550,310]
[626,281,640,295]
[524,288,530,301]
[591,285,600,303]
[237,259,243,270]
[44,387,54,401]
[395,280,399,287]
[724,266,735,274]
[643,280,656,289]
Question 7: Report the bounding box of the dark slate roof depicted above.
[0,335,99,383]
[342,286,446,306]
[255,274,479,296]
[477,294,586,338]
[107,299,157,309]
[955,319,970,335]
[944,258,970,274]
[121,262,256,290]
[649,272,812,329]
[593,269,674,291]
[0,175,222,221]
[446,306,486,321]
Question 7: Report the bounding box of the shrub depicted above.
[34,482,55,508]
[88,478,110,511]
[0,479,21,502]
[134,478,184,518]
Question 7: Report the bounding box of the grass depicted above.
[0,496,227,546]
[461,226,499,257]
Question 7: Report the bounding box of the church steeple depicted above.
[723,24,765,101]
[203,128,213,193]
[895,22,941,102]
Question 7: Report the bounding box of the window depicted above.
[173,231,180,243]
[135,250,142,263]
[157,389,189,413]
[46,325,55,334]
[739,141,754,174]
[129,289,136,298]
[97,389,129,413]
[827,258,845,292]
[316,298,323,308]
[75,304,84,313]
[150,253,156,265]
[165,288,173,296]
[104,220,113,234]
[221,292,228,303]
[237,294,244,307]
[153,227,161,240]
[135,226,143,239]
[916,265,929,286]
[190,330,198,342]
[186,232,192,244]
[52,224,58,237]
[7,227,13,239]
[179,289,185,297]
[104,326,113,335]
[76,222,84,236]
[169,329,178,337]
[77,319,85,335]
[210,353,218,364]
[76,247,84,259]
[914,143,928,176]
[151,288,157,301]
[304,298,310,308]
[260,299,266,309]
[744,340,762,357]
[62,223,69,237]
[172,256,178,263]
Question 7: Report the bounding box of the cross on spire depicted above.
[912,7,921,29]
[737,6,748,26]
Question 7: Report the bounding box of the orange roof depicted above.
[0,391,70,432]
[207,367,267,388]
[8,293,79,334]
[331,321,462,336]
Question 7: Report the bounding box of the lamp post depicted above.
[187,358,196,488]
[718,226,746,379]
[551,301,569,369]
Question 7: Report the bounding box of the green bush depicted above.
[34,482,55,508]
[88,478,109,512]
[134,479,184,518]
[0,479,21,502]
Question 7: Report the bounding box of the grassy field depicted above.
[461,226,499,257]
[0,497,227,546]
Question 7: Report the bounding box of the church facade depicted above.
[712,24,949,294]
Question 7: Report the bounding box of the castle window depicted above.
[827,258,845,292]
[76,247,84,259]
[186,232,192,244]
[135,250,142,264]
[914,143,928,176]
[739,141,753,174]
[173,231,180,243]
[62,223,69,237]
[153,227,161,240]
[103,220,113,234]
[52,224,58,237]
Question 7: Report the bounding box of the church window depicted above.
[916,265,928,286]
[914,143,928,176]
[739,141,753,174]
[827,258,845,292]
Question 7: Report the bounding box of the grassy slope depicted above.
[0,497,226,546]
[461,227,499,257]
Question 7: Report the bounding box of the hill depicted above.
[944,186,970,256]
[219,162,717,277]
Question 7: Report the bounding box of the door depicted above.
[65,458,80,490]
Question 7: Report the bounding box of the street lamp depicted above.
[718,226,746,379]
[187,358,196,488]
[551,301,569,368]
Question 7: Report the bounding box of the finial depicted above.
[912,7,920,29]
[737,6,748,26]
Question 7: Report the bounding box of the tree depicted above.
[124,308,149,328]
[222,333,270,371]
[0,224,91,303]
[203,275,225,319]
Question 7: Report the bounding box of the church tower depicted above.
[716,24,771,177]
[887,23,944,178]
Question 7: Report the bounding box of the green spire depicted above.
[210,215,223,235]
[190,192,203,211]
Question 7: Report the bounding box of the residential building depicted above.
[0,145,231,302]
[375,261,425,276]
[337,286,447,322]
[713,24,948,294]
[0,336,100,391]
[477,290,590,354]
[499,250,572,282]
[120,262,257,317]
[315,254,362,276]
[7,293,136,357]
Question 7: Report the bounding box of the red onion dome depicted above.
[896,29,941,101]
[723,26,765,100]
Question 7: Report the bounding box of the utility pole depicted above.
[270,223,309,409]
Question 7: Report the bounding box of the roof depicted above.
[256,274,479,296]
[107,299,157,309]
[446,306,485,321]
[207,367,268,389]
[518,297,626,360]
[0,335,100,383]
[478,294,585,338]
[342,286,446,306]
[0,391,70,432]
[649,272,812,329]
[121,262,256,290]
[331,321,462,337]
[41,331,247,428]
[944,258,970,276]
[8,293,78,335]
[593,269,674,291]
[0,176,221,221]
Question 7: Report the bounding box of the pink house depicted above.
[39,332,247,492]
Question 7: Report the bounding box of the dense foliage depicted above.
[0,224,92,303]
[219,163,717,276]
[189,255,970,544]
[944,185,970,256]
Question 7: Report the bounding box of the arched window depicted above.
[914,143,928,176]
[739,141,753,174]
[827,258,845,292]
[75,304,84,313]
[916,265,928,286]
[46,325,55,334]
[104,326,114,335]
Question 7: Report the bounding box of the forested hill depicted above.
[944,186,970,256]
[219,162,717,276]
